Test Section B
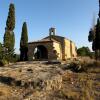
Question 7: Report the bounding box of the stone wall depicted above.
[64,39,71,59]
[28,41,59,60]
[28,37,77,61]
[71,42,77,57]
[53,42,62,60]
[64,39,77,59]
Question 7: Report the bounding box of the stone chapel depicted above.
[28,28,77,60]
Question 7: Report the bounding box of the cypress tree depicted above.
[88,25,96,59]
[95,18,100,49]
[4,30,15,51]
[88,28,95,42]
[88,0,100,59]
[95,18,100,59]
[6,3,15,31]
[3,3,15,61]
[0,43,3,59]
[20,22,28,61]
[94,0,100,59]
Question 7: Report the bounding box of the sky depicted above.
[0,0,99,54]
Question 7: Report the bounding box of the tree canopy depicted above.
[77,47,91,57]
[20,22,28,61]
[3,3,15,62]
[6,3,15,31]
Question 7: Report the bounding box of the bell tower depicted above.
[49,27,56,36]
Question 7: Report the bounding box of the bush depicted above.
[4,54,20,63]
[9,54,20,62]
[0,59,8,66]
[68,58,100,73]
[77,47,93,57]
[67,62,85,73]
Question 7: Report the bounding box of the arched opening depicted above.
[33,45,48,60]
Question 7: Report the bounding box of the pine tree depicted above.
[20,22,28,61]
[3,3,15,61]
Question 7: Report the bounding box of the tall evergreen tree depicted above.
[94,0,100,59]
[88,28,95,42]
[88,24,96,59]
[95,18,100,49]
[6,3,15,31]
[3,3,15,60]
[88,0,100,59]
[20,22,28,61]
[4,29,15,51]
[0,43,3,59]
[95,18,100,59]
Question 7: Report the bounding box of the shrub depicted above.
[0,59,8,66]
[67,62,85,73]
[77,47,93,58]
[11,54,20,62]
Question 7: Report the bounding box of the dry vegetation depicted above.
[0,58,100,100]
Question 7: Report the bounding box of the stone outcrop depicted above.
[0,61,64,99]
[0,61,100,100]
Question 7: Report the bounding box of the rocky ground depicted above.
[0,61,100,100]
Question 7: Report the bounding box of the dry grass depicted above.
[61,71,100,100]
[69,57,100,73]
[80,58,100,73]
[59,57,100,100]
[0,60,99,100]
[0,84,14,99]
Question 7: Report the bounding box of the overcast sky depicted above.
[0,0,99,53]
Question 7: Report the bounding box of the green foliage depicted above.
[4,30,15,51]
[12,54,20,62]
[3,31,15,62]
[10,31,15,51]
[6,3,15,31]
[0,44,9,66]
[3,3,15,62]
[88,28,95,42]
[20,22,28,61]
[77,47,91,57]
[92,40,96,51]
[0,43,3,59]
[88,27,96,52]
[20,22,28,48]
[0,59,8,66]
[95,18,100,50]
[67,62,84,73]
[88,1,100,59]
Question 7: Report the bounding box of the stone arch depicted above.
[33,45,48,60]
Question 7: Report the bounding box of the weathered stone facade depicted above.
[28,28,77,60]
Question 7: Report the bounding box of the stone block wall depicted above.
[64,39,77,59]
[71,42,77,57]
[64,39,71,59]
[28,38,77,61]
[28,41,59,60]
[52,41,62,60]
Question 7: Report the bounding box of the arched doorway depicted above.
[33,45,48,60]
